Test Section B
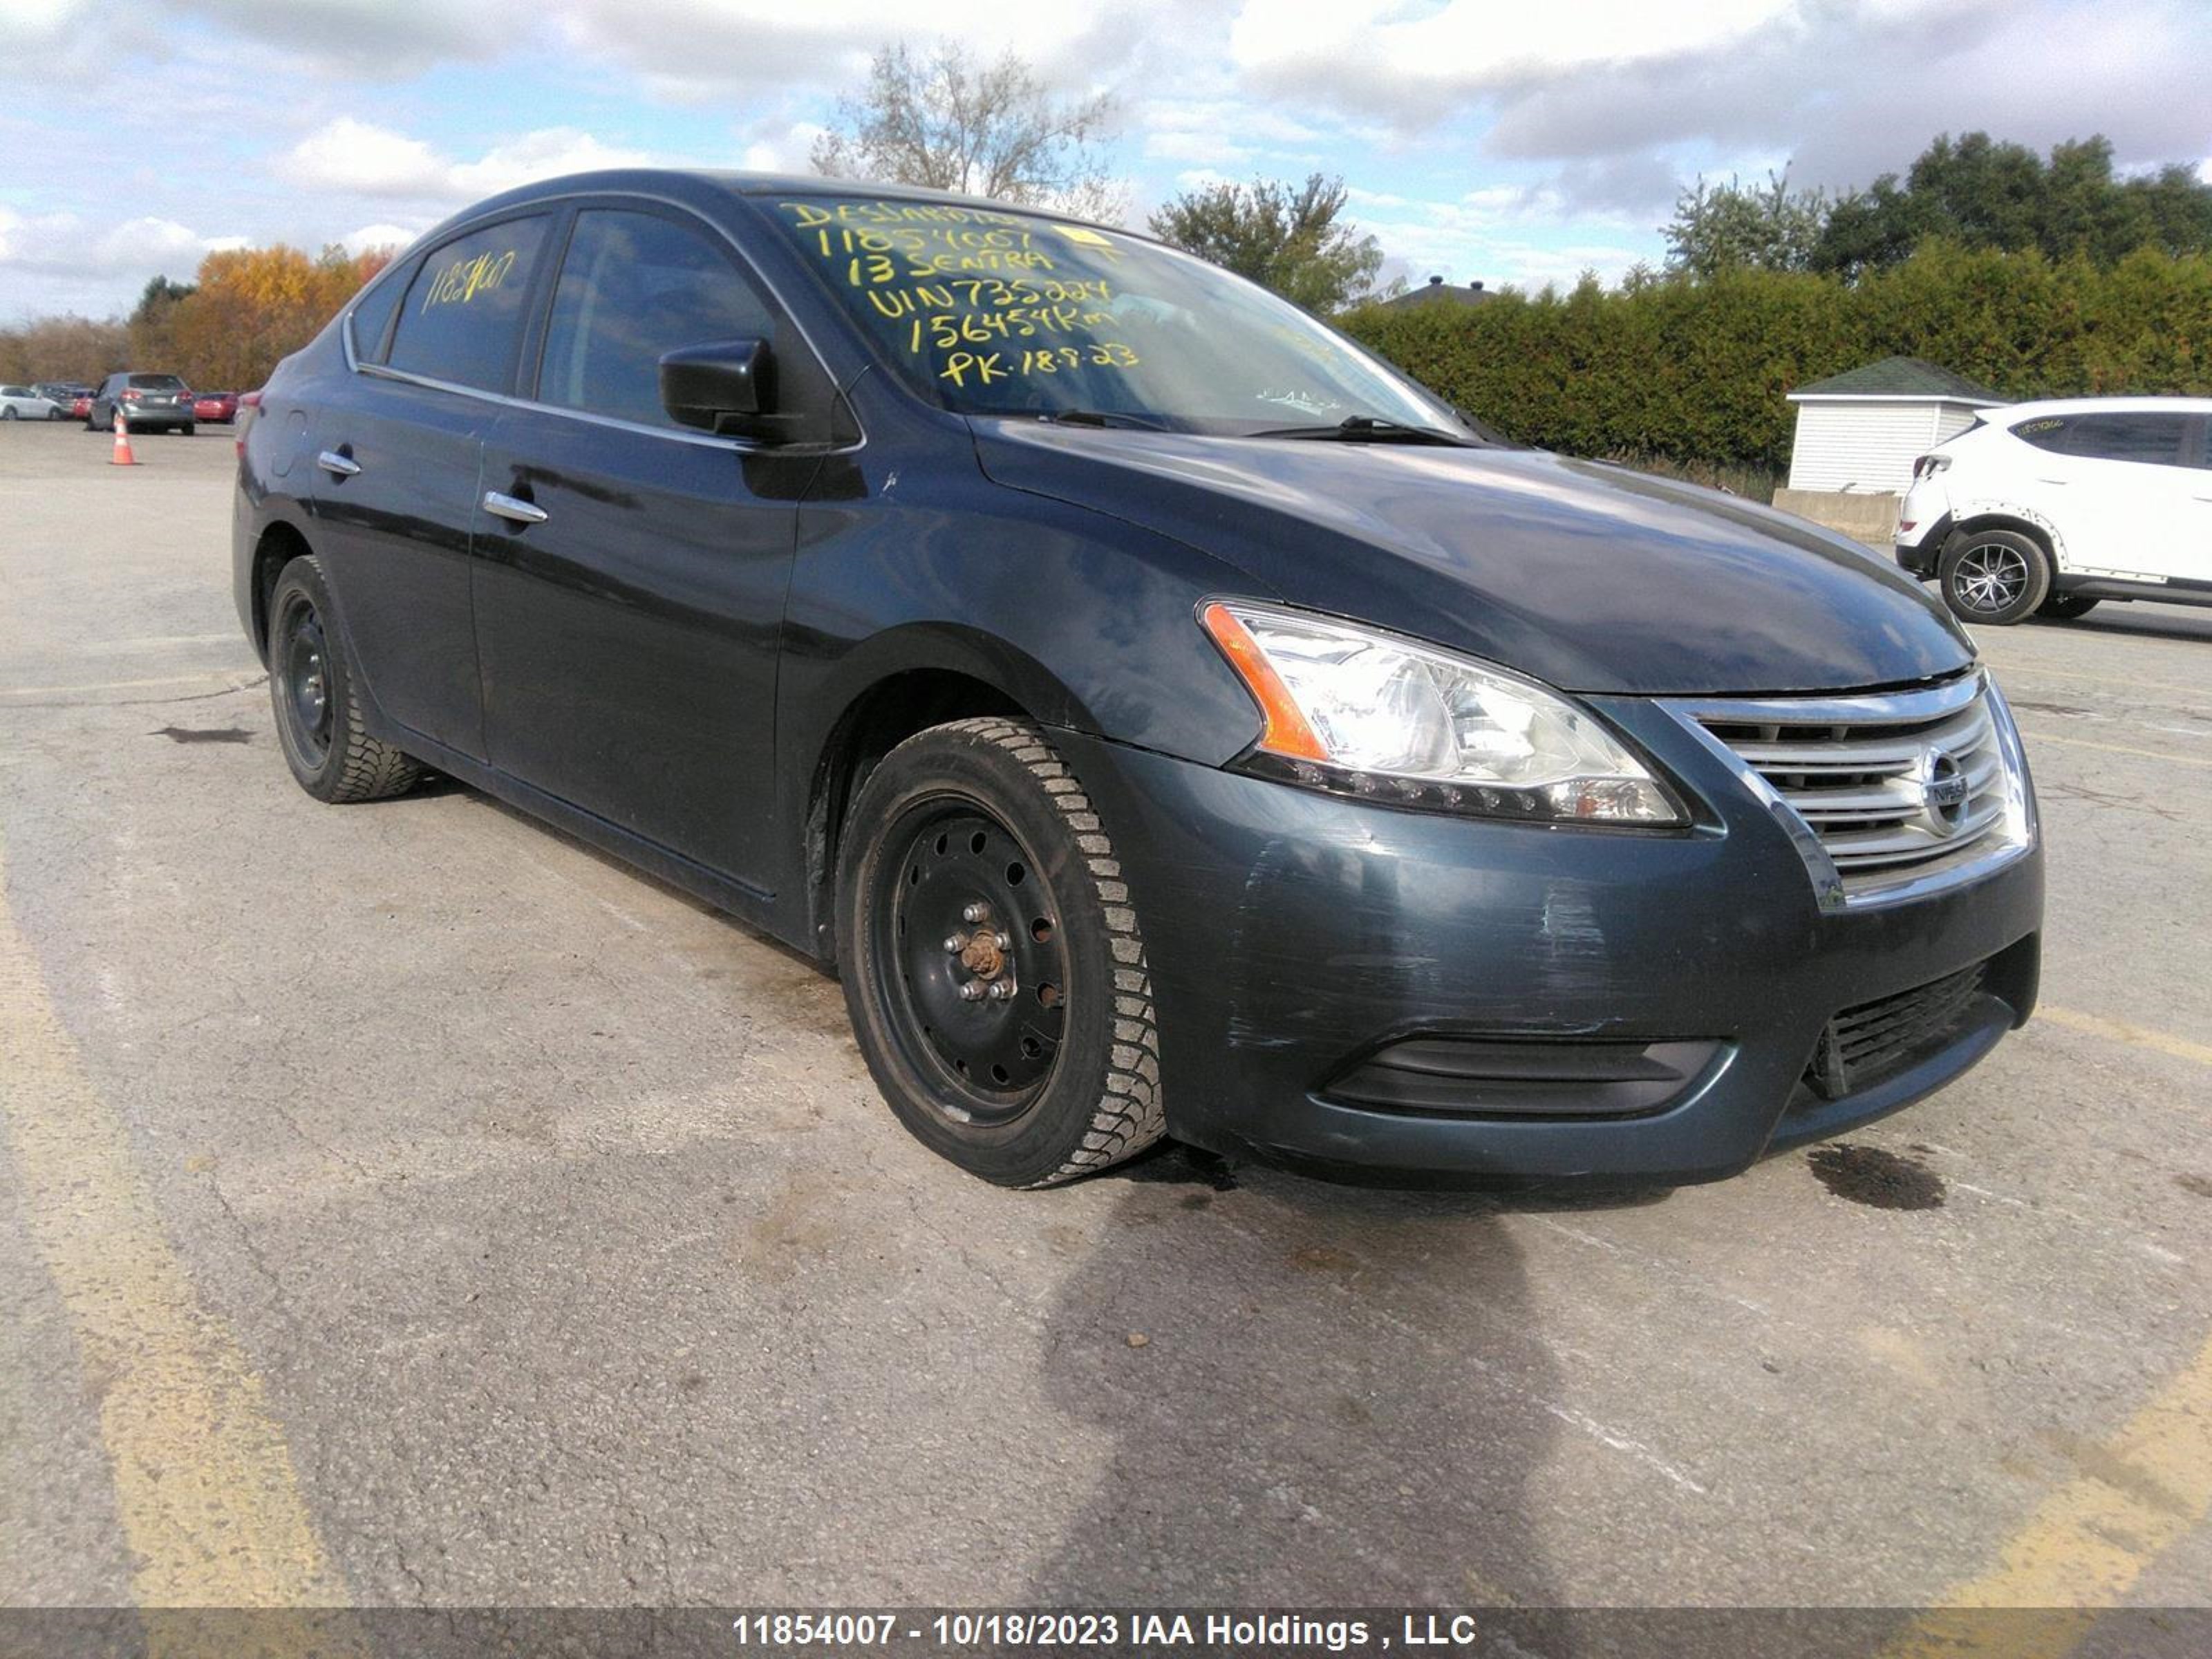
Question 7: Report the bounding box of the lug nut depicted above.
[944,933,967,954]
[962,902,990,924]
[957,982,985,1002]
[987,980,1014,1001]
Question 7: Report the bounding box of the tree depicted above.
[166,243,392,388]
[1147,174,1384,313]
[810,42,1123,221]
[127,273,197,368]
[1662,170,1828,279]
[1812,132,2212,276]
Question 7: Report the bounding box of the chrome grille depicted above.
[1669,673,2031,907]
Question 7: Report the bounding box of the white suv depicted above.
[1896,396,2212,625]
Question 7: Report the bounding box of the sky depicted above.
[3,0,2210,324]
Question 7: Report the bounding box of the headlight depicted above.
[1200,601,1685,825]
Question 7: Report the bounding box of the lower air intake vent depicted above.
[1327,1037,1718,1119]
[1805,962,1988,1100]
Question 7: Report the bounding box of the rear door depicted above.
[2018,410,2202,580]
[471,203,807,892]
[308,212,553,760]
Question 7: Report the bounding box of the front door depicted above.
[471,205,803,892]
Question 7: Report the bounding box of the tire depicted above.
[266,556,423,804]
[834,717,1165,1188]
[1,407,15,421]
[2036,591,2101,621]
[1939,528,2050,626]
[178,423,195,437]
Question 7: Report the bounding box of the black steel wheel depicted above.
[266,555,423,803]
[835,718,1165,1186]
[1939,528,2050,626]
[276,588,335,770]
[870,804,1069,1119]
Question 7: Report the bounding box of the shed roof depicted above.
[1788,356,2006,404]
[1382,275,1497,309]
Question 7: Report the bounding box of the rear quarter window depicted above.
[348,262,411,366]
[386,216,550,393]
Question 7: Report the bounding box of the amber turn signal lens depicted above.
[1199,601,1331,763]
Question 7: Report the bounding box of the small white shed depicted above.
[1785,357,2007,494]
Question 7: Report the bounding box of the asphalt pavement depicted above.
[3,418,2209,1635]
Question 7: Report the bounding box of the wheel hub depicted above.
[876,807,1068,1121]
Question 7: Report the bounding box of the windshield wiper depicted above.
[1032,409,1170,433]
[1244,415,1476,446]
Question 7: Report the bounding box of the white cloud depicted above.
[276,117,449,196]
[1228,0,1796,110]
[276,119,659,203]
[0,207,241,280]
[339,221,424,256]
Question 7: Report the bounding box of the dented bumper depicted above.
[1051,706,2043,1188]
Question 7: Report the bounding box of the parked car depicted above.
[193,389,241,423]
[235,169,2043,1189]
[87,372,195,434]
[1897,395,2212,624]
[0,384,61,420]
[34,382,86,417]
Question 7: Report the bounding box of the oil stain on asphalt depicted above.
[1806,1143,1948,1210]
[152,726,251,744]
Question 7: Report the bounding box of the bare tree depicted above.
[1149,174,1384,313]
[810,42,1125,222]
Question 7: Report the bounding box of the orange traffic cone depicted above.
[111,404,138,467]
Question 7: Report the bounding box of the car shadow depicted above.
[1020,1143,1598,1651]
[2030,608,2212,644]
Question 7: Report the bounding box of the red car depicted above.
[193,389,240,423]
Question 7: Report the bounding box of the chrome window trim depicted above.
[339,187,865,457]
[1662,669,2036,913]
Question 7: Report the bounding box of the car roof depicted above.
[1992,394,2212,422]
[422,167,1142,242]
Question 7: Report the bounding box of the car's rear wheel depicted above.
[267,556,423,803]
[834,718,1165,1188]
[1,407,16,421]
[2036,591,2101,621]
[1939,529,2050,626]
[178,423,195,437]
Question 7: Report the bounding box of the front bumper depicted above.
[1053,702,2042,1187]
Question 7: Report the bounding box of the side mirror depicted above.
[659,339,773,437]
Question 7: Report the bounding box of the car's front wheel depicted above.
[267,556,423,803]
[1939,529,2051,626]
[834,718,1165,1187]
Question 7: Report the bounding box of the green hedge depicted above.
[1339,241,2212,470]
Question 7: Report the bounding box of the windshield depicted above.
[128,374,186,390]
[769,194,1467,437]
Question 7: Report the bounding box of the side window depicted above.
[2061,412,2188,467]
[386,216,550,393]
[535,208,776,430]
[2010,415,2070,453]
[348,261,411,366]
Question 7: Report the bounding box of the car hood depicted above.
[972,421,1973,696]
